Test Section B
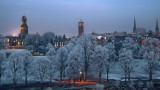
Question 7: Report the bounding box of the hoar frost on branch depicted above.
[66,45,84,84]
[119,48,135,84]
[92,45,109,82]
[141,38,160,81]
[46,48,57,83]
[0,51,6,84]
[32,57,50,82]
[77,34,96,82]
[56,47,68,80]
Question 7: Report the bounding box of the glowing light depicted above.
[80,71,82,75]
[57,42,58,46]
[11,29,19,37]
[97,36,102,39]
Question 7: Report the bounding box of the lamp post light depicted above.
[79,71,82,82]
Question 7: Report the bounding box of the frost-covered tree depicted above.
[66,45,83,84]
[119,48,134,83]
[56,47,68,80]
[77,34,96,82]
[7,52,23,85]
[92,46,109,82]
[122,37,139,58]
[45,43,54,50]
[119,37,137,81]
[143,51,158,81]
[24,33,44,51]
[0,51,6,84]
[0,39,4,49]
[105,42,116,81]
[42,32,55,46]
[0,35,4,49]
[64,43,75,53]
[69,37,78,46]
[21,51,32,85]
[140,37,160,56]
[46,48,57,83]
[32,57,50,82]
[140,38,160,81]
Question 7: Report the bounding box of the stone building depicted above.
[5,16,28,48]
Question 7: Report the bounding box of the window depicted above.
[62,42,63,46]
[57,42,58,46]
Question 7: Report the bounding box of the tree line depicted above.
[0,34,160,85]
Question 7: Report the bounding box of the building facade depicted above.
[5,16,28,49]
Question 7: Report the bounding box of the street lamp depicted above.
[79,71,82,82]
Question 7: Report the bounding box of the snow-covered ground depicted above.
[102,59,160,81]
[2,49,28,52]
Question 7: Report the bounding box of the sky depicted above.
[0,0,160,37]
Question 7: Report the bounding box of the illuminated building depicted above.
[54,35,70,47]
[5,16,28,49]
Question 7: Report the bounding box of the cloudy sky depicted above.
[0,0,160,36]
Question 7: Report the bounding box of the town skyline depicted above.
[0,0,160,36]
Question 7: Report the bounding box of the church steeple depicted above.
[133,18,137,33]
[155,18,159,34]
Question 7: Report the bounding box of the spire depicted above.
[155,18,159,34]
[133,17,137,33]
[156,18,159,29]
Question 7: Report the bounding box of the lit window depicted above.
[18,42,20,45]
[104,37,107,39]
[57,42,58,46]
[55,43,56,46]
[62,42,63,46]
[8,39,9,42]
[22,42,23,45]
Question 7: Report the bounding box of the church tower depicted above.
[133,18,137,33]
[78,20,84,36]
[155,19,159,34]
[19,16,28,38]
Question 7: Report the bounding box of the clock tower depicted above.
[78,20,84,36]
[19,16,28,38]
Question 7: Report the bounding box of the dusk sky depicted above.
[0,0,160,37]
